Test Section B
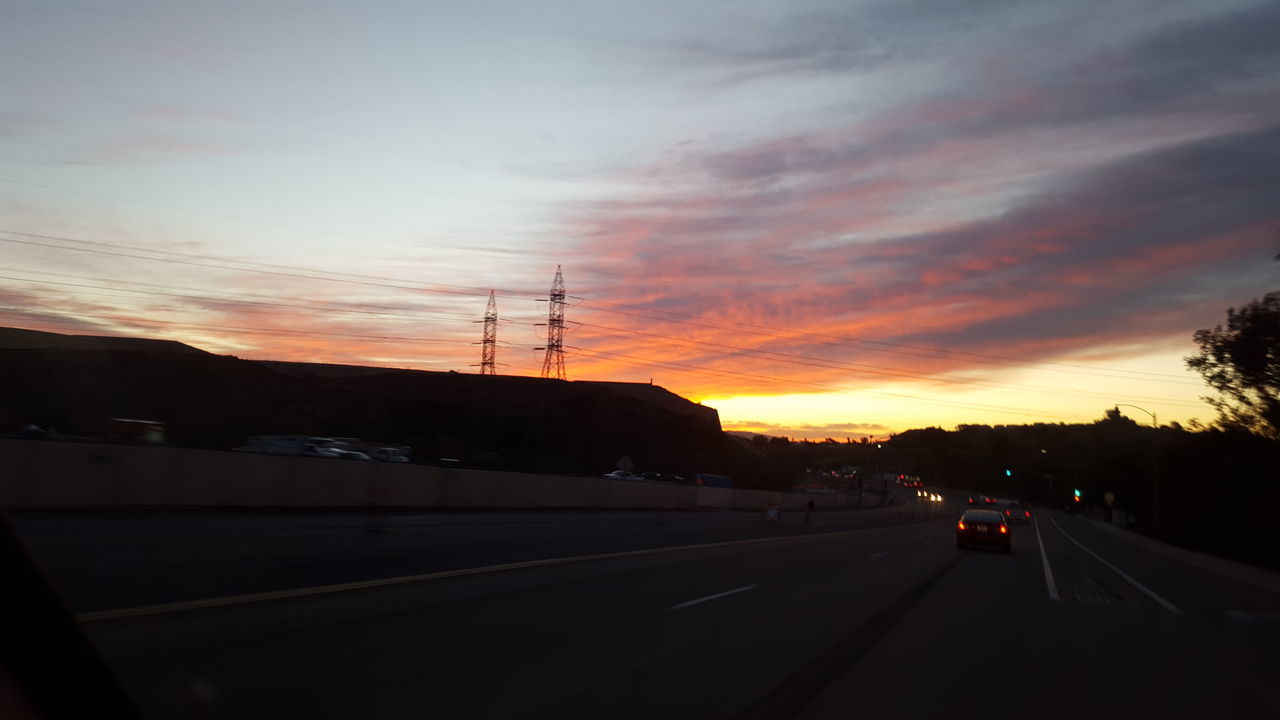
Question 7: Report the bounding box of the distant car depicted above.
[956,509,1011,552]
[303,443,343,458]
[641,472,685,483]
[1001,502,1031,524]
[302,442,371,460]
[371,447,410,463]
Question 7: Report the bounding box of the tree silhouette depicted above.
[1186,291,1280,438]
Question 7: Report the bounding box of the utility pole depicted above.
[476,290,497,375]
[538,266,566,380]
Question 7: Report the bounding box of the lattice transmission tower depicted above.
[539,265,567,380]
[476,290,498,375]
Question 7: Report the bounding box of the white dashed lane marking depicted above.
[668,584,759,611]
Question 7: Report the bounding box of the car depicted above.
[956,509,1011,552]
[371,448,410,463]
[1001,502,1032,524]
[302,443,344,458]
[641,471,685,483]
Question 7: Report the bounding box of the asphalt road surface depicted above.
[14,503,1280,719]
[14,499,930,613]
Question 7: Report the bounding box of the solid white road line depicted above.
[668,584,759,611]
[870,551,889,558]
[1034,517,1060,602]
[1051,517,1183,616]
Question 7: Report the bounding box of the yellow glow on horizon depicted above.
[701,347,1212,438]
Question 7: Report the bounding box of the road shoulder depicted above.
[1086,518,1280,595]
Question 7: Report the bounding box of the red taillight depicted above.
[958,522,966,530]
[1025,511,1030,517]
[999,525,1008,534]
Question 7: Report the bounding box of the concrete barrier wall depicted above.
[0,438,847,511]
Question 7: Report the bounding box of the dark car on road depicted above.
[1000,502,1031,525]
[956,509,1011,552]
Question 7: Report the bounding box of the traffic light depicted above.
[1005,469,1012,477]
[1073,489,1082,502]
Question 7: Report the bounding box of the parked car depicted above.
[371,447,410,463]
[641,472,686,483]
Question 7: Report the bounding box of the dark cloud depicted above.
[655,0,1046,80]
[566,121,1280,390]
[694,3,1280,185]
[0,286,120,336]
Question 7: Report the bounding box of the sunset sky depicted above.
[2,1,1278,438]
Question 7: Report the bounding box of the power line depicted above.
[0,307,467,346]
[0,230,548,305]
[2,266,528,326]
[0,273,490,326]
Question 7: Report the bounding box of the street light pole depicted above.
[1115,404,1159,530]
[1114,404,1156,428]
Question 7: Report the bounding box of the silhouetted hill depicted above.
[0,326,207,355]
[0,327,777,487]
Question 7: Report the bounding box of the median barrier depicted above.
[368,462,445,508]
[734,488,781,511]
[532,474,599,508]
[439,467,499,508]
[0,438,855,511]
[694,485,733,509]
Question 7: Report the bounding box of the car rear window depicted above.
[962,511,1003,523]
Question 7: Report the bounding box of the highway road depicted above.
[13,500,1280,719]
[14,500,931,613]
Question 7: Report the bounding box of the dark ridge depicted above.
[0,326,208,355]
[1,326,782,487]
